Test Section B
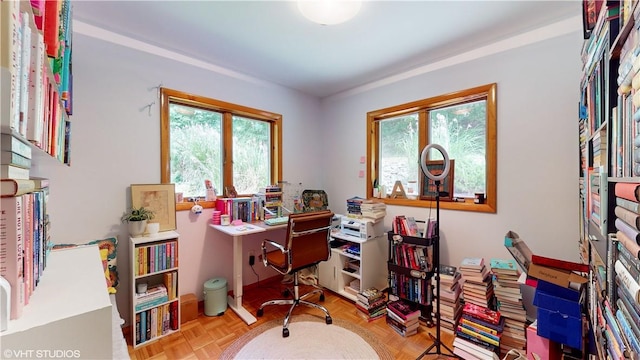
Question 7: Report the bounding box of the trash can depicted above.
[203,278,227,316]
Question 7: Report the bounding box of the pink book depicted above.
[0,196,25,319]
[615,182,640,202]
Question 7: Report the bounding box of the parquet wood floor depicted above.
[126,277,456,360]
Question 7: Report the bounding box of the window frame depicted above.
[366,83,497,213]
[160,88,282,211]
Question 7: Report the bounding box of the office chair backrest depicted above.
[285,210,334,272]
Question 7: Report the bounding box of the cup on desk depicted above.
[221,214,231,226]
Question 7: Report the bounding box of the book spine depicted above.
[616,182,640,202]
[616,260,640,302]
[0,196,24,319]
[617,218,640,243]
[616,306,640,354]
[456,325,499,346]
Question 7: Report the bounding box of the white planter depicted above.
[128,220,147,237]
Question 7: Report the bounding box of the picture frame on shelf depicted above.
[131,183,177,231]
[420,159,454,202]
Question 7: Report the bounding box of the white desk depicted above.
[209,222,286,325]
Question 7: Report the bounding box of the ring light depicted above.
[420,144,450,181]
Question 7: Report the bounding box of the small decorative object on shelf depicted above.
[121,206,155,238]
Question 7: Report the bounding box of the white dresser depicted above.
[1,245,112,359]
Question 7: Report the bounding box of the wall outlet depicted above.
[248,250,256,266]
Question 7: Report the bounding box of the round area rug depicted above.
[220,314,393,359]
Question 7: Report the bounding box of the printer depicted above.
[338,217,384,240]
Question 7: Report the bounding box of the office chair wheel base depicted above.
[257,309,264,317]
[325,315,332,324]
[283,328,290,337]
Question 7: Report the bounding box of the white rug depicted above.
[221,314,392,359]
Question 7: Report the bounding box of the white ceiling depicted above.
[71,1,581,98]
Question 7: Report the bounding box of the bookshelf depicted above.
[318,225,387,301]
[0,0,71,327]
[579,1,640,358]
[129,231,180,348]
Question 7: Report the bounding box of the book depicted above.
[0,164,29,180]
[0,133,32,160]
[1,151,31,169]
[0,178,35,197]
[453,336,499,359]
[460,257,484,270]
[439,264,458,280]
[530,254,590,273]
[617,218,640,243]
[489,258,519,275]
[616,182,640,202]
[0,195,24,320]
[462,302,501,325]
[616,205,640,231]
[618,197,640,213]
[386,299,421,321]
[618,230,640,259]
[357,287,385,305]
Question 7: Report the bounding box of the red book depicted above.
[462,302,501,325]
[531,254,590,273]
[0,195,25,319]
[43,0,61,58]
[615,182,640,202]
[386,299,420,321]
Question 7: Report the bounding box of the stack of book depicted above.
[355,287,387,322]
[453,302,503,359]
[346,196,365,216]
[436,264,463,334]
[359,200,386,221]
[489,258,527,356]
[135,284,169,312]
[459,257,495,309]
[1,133,32,180]
[386,299,421,337]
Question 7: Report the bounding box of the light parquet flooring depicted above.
[126,278,456,360]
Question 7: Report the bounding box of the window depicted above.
[367,83,496,213]
[160,88,282,211]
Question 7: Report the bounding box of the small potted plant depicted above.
[121,206,155,237]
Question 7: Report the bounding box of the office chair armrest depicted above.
[261,239,288,267]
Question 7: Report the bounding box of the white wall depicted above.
[32,22,583,326]
[321,30,583,268]
[32,32,323,326]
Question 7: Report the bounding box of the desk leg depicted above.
[228,234,257,325]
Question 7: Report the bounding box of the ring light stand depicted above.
[416,144,459,360]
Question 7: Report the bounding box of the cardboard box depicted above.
[527,263,587,290]
[533,281,584,350]
[526,320,562,360]
[180,293,198,324]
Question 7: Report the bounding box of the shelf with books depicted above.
[1,1,73,168]
[387,231,436,315]
[129,231,180,348]
[579,1,640,357]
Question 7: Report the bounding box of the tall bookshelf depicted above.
[0,0,71,324]
[579,1,640,358]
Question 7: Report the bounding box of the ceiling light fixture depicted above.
[297,0,362,26]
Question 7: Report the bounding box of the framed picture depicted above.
[420,159,455,201]
[131,184,176,231]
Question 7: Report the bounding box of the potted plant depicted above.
[121,206,155,237]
